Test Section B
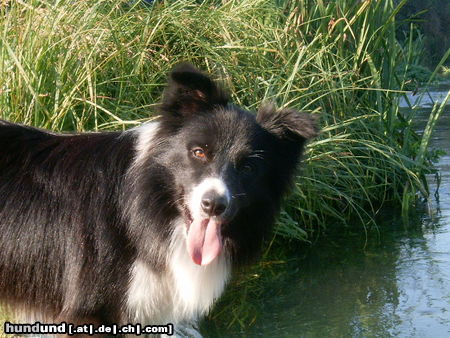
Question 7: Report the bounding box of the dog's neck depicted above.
[127,220,231,325]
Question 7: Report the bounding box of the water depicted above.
[202,82,450,337]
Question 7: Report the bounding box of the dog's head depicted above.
[156,64,318,266]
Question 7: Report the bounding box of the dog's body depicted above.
[0,65,317,331]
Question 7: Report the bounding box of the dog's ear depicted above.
[257,104,319,142]
[160,63,229,116]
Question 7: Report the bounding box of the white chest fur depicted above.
[127,224,231,325]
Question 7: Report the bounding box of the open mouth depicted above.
[182,204,223,266]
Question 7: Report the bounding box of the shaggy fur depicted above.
[0,64,318,335]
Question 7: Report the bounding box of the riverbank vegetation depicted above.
[0,0,449,332]
[1,0,444,237]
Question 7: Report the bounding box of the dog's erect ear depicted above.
[160,63,229,116]
[257,104,319,142]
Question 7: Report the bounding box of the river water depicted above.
[202,82,450,337]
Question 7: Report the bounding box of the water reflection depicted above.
[202,83,450,337]
[204,213,449,337]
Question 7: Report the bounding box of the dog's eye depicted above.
[192,148,206,160]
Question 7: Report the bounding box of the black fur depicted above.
[0,64,318,330]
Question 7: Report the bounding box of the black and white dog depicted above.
[0,64,317,332]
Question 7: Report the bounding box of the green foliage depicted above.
[440,66,450,76]
[1,0,449,331]
[397,0,450,66]
[0,0,444,238]
[397,64,432,90]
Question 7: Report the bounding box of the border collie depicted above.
[0,64,317,334]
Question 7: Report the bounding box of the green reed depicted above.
[0,0,445,245]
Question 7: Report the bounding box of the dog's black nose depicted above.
[201,191,228,216]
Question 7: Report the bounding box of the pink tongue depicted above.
[187,218,222,266]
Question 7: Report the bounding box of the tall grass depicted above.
[1,0,447,331]
[0,0,442,238]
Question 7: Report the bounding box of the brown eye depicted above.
[192,148,206,160]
